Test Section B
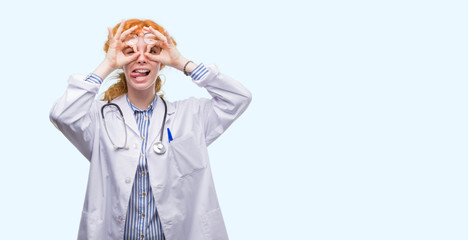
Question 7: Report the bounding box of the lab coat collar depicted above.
[112,94,140,137]
[112,94,176,141]
[125,95,158,113]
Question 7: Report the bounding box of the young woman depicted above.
[50,19,251,240]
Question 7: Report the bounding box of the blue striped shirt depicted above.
[124,96,165,240]
[190,63,208,80]
[85,73,103,84]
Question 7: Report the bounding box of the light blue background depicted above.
[1,0,467,239]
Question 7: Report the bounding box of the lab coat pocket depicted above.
[200,208,228,240]
[169,134,207,178]
[78,211,104,240]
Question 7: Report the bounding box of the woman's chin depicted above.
[128,77,156,92]
[132,76,149,83]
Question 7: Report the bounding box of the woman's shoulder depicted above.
[167,97,211,115]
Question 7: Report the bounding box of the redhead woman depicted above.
[50,19,251,240]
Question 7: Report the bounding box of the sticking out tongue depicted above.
[130,70,149,78]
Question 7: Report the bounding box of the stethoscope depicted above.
[101,97,168,154]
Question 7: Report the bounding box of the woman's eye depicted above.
[123,48,134,55]
[149,47,161,54]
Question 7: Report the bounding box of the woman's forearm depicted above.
[93,60,116,80]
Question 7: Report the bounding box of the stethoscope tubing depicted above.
[101,102,129,149]
[101,97,167,153]
[158,98,168,143]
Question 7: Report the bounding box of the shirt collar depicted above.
[126,95,158,113]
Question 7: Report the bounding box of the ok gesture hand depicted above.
[104,20,141,70]
[143,26,188,71]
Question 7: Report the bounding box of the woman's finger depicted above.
[144,52,161,62]
[132,44,139,54]
[145,44,160,57]
[145,42,164,53]
[145,44,152,53]
[164,30,174,46]
[107,27,114,41]
[126,52,141,63]
[144,26,168,45]
[120,25,138,41]
[114,19,126,39]
[119,52,141,67]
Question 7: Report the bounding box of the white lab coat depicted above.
[49,65,252,240]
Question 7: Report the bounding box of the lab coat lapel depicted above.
[147,95,175,146]
[113,95,140,137]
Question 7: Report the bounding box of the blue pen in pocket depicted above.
[167,128,173,143]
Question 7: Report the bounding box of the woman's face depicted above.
[122,33,162,94]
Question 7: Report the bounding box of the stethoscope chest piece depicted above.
[153,141,166,154]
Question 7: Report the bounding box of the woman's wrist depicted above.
[173,57,197,76]
[93,60,116,80]
[172,56,187,71]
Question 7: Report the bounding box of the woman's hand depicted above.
[143,26,188,71]
[93,20,141,79]
[104,21,141,69]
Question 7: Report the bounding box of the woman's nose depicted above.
[136,49,148,64]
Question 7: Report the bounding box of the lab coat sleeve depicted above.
[193,64,252,146]
[49,75,101,161]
